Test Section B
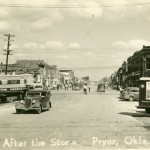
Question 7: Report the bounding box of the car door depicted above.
[45,91,50,109]
[131,89,138,100]
[135,89,139,100]
[41,92,47,109]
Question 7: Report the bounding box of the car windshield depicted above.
[26,92,41,97]
[126,88,138,92]
[126,89,131,92]
[35,85,43,89]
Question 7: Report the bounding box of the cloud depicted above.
[0,8,10,17]
[22,42,37,49]
[112,40,150,50]
[40,41,65,50]
[31,18,52,31]
[15,53,26,57]
[30,9,63,31]
[102,0,150,21]
[84,52,94,56]
[66,0,103,18]
[0,21,10,31]
[68,42,81,49]
[55,55,70,60]
[11,44,19,49]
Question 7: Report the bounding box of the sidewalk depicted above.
[105,88,120,95]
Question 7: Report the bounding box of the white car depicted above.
[121,87,139,101]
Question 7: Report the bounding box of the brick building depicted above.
[116,46,150,87]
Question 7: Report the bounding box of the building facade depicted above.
[59,69,74,84]
[115,46,150,87]
[1,60,60,86]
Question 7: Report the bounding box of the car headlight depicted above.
[32,100,36,104]
[20,100,25,104]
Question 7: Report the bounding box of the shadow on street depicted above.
[118,111,150,117]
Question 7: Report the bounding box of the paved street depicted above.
[0,86,150,149]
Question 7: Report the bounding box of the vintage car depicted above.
[28,84,43,90]
[15,89,51,114]
[97,83,105,92]
[120,87,139,101]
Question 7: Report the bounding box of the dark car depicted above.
[97,83,105,92]
[15,90,51,114]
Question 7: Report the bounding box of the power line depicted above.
[60,66,119,71]
[0,2,150,8]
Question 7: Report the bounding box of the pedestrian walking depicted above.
[119,86,124,95]
[64,84,67,90]
[83,84,87,95]
[66,84,69,90]
[64,84,68,90]
[56,83,59,91]
[88,84,91,92]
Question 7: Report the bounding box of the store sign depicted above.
[141,84,145,89]
[2,80,7,84]
[20,79,24,84]
[146,82,150,100]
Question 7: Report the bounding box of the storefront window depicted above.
[146,58,150,69]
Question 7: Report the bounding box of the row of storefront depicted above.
[111,45,150,88]
[0,59,75,87]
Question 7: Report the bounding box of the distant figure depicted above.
[65,84,69,90]
[88,84,91,92]
[66,84,69,90]
[119,86,124,95]
[83,84,87,95]
[64,84,67,90]
[57,84,59,91]
[48,85,51,91]
[105,83,109,89]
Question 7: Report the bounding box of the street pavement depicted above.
[0,86,150,149]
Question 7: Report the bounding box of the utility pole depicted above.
[3,34,15,75]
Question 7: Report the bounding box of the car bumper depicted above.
[15,104,40,111]
[15,107,39,111]
[136,106,150,109]
[123,95,129,99]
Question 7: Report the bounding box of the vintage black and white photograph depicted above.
[0,0,150,149]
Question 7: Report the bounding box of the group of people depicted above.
[55,82,91,94]
[56,83,69,91]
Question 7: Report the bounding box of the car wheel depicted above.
[145,108,150,113]
[129,96,134,101]
[1,95,7,103]
[16,109,21,114]
[37,106,42,114]
[49,102,52,108]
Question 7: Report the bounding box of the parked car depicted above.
[120,87,139,101]
[28,84,43,90]
[15,89,51,114]
[97,83,105,92]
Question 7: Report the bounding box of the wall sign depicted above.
[146,82,150,100]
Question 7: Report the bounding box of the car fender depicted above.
[15,101,24,109]
[129,94,135,99]
[32,101,41,107]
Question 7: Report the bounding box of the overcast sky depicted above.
[0,0,150,80]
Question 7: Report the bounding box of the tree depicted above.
[100,76,109,83]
